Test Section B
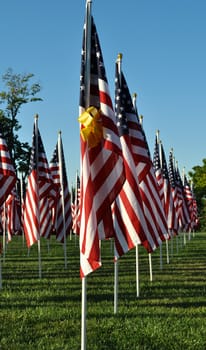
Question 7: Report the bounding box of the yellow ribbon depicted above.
[78,106,103,148]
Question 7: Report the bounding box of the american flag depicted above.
[49,135,72,243]
[5,185,22,242]
[23,118,57,247]
[160,143,178,235]
[175,165,190,231]
[129,107,168,246]
[183,174,196,230]
[79,16,125,277]
[0,128,16,207]
[153,135,165,207]
[168,149,180,232]
[113,58,155,257]
[71,172,80,235]
[153,137,178,236]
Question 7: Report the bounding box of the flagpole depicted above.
[149,253,153,282]
[81,1,92,349]
[81,274,87,350]
[114,257,118,314]
[58,131,67,269]
[85,0,92,107]
[35,115,42,279]
[3,202,6,263]
[136,244,140,297]
[0,252,2,289]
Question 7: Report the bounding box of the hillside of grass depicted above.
[0,232,206,350]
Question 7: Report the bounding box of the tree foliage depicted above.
[189,159,206,230]
[0,68,42,179]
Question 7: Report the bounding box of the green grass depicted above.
[1,232,206,349]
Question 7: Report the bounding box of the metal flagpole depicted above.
[0,252,2,289]
[114,257,119,314]
[182,166,187,245]
[34,115,42,279]
[3,202,6,263]
[136,244,140,297]
[58,131,67,269]
[81,1,92,349]
[149,253,153,282]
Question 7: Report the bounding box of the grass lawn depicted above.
[0,232,206,350]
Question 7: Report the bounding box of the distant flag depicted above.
[78,14,125,277]
[175,164,190,231]
[113,54,154,258]
[5,186,22,242]
[183,174,196,230]
[153,134,177,236]
[0,126,16,207]
[190,185,199,230]
[153,133,165,207]
[49,132,72,243]
[71,172,80,235]
[23,116,57,248]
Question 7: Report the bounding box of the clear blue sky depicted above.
[1,0,206,185]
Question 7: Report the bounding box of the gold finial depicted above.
[156,129,160,143]
[139,114,143,125]
[117,53,123,60]
[133,93,137,99]
[35,114,39,120]
[58,130,62,135]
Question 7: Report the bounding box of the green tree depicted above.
[189,159,206,230]
[0,68,42,180]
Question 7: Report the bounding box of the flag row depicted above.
[0,11,198,280]
[77,11,198,278]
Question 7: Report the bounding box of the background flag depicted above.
[113,55,155,257]
[23,117,57,247]
[0,127,16,207]
[50,134,72,243]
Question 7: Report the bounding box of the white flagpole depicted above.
[81,276,87,350]
[58,131,67,269]
[0,253,2,289]
[3,202,6,263]
[114,257,118,314]
[35,115,42,279]
[166,239,170,264]
[81,1,92,349]
[136,245,140,297]
[148,253,153,282]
